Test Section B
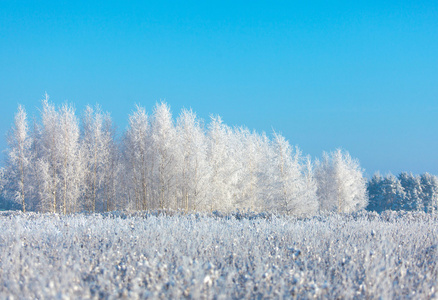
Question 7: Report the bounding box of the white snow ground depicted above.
[0,210,437,299]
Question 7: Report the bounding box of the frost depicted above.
[2,100,368,216]
[0,211,437,298]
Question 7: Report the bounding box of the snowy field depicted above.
[0,211,437,299]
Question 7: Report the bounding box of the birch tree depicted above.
[234,129,263,211]
[315,149,367,213]
[5,105,33,212]
[151,103,177,210]
[37,96,61,213]
[57,103,82,214]
[207,116,238,212]
[176,108,209,212]
[124,105,151,210]
[301,157,319,214]
[266,132,317,215]
[82,105,113,212]
[102,115,121,212]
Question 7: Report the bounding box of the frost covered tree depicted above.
[367,173,386,212]
[301,157,319,214]
[1,98,379,215]
[315,149,367,213]
[35,96,61,213]
[57,103,82,214]
[151,103,178,210]
[0,168,4,193]
[264,132,318,215]
[31,97,83,214]
[103,118,122,212]
[5,105,33,212]
[252,133,274,212]
[367,172,438,213]
[0,168,6,209]
[398,172,422,211]
[81,105,113,212]
[206,116,239,212]
[420,173,438,212]
[379,174,406,211]
[176,108,209,212]
[123,105,152,210]
[233,129,265,211]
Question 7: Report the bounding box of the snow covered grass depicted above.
[0,211,437,299]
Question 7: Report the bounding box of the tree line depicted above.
[367,172,438,212]
[2,95,370,215]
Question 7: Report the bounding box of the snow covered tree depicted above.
[379,174,406,211]
[5,105,33,212]
[253,133,274,212]
[176,108,209,212]
[101,116,121,212]
[36,96,61,213]
[233,128,264,211]
[151,103,178,210]
[1,98,393,216]
[206,116,238,212]
[123,105,152,211]
[315,149,367,213]
[367,173,434,212]
[57,103,82,214]
[367,173,386,212]
[265,132,318,215]
[420,173,438,212]
[31,96,83,214]
[398,172,422,211]
[301,157,319,214]
[81,105,114,212]
[0,168,4,194]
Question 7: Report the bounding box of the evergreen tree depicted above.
[380,174,406,211]
[367,173,385,212]
[420,173,438,212]
[398,172,422,211]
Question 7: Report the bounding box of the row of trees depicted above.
[367,172,438,212]
[1,96,368,215]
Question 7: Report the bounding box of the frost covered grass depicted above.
[0,211,437,299]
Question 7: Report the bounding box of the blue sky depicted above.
[1,0,437,176]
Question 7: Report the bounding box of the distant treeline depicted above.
[367,172,438,213]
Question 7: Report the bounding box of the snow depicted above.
[0,210,437,298]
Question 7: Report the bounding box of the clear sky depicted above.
[1,0,437,177]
